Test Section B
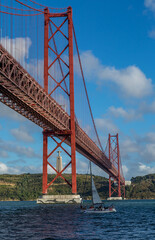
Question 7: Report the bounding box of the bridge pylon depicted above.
[108,134,125,199]
[42,7,77,195]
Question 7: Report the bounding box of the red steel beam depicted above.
[0,36,124,190]
[108,134,125,198]
[41,7,77,194]
[68,6,77,194]
[43,131,48,194]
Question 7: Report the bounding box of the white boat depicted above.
[81,162,116,213]
[83,206,116,213]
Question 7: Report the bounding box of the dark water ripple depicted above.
[0,200,155,240]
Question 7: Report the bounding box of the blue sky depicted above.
[0,0,155,180]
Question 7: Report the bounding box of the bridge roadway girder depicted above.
[0,44,124,183]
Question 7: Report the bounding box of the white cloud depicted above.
[27,58,44,87]
[15,145,40,158]
[0,103,25,122]
[80,50,153,98]
[77,160,89,174]
[108,106,142,121]
[139,101,155,114]
[95,118,119,134]
[0,161,43,174]
[122,165,128,176]
[107,101,155,122]
[0,36,31,62]
[144,0,155,12]
[11,127,34,143]
[139,162,155,174]
[145,132,155,142]
[121,138,139,155]
[0,162,8,173]
[0,162,19,174]
[104,101,155,122]
[120,132,155,166]
[141,143,155,161]
[0,139,40,159]
[20,165,42,174]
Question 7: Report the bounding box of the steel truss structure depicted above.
[108,134,125,198]
[0,6,125,196]
[42,7,77,194]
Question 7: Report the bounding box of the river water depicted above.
[0,200,155,240]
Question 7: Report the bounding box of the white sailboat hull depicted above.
[83,208,116,213]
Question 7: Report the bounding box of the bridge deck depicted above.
[0,44,124,183]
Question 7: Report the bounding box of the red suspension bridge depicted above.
[0,0,125,199]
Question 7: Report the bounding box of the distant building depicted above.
[56,151,62,172]
[125,181,131,186]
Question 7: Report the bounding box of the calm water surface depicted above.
[0,200,155,240]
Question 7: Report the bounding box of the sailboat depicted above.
[81,162,116,213]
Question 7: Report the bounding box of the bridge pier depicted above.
[37,194,81,204]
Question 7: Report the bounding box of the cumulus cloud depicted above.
[95,118,119,135]
[139,101,155,114]
[120,131,155,165]
[108,106,142,121]
[0,36,32,62]
[144,0,155,12]
[122,162,155,180]
[106,100,155,122]
[0,161,42,174]
[0,139,41,159]
[0,103,25,122]
[139,162,155,174]
[145,132,155,142]
[20,165,42,174]
[140,143,155,161]
[27,58,44,86]
[11,126,34,143]
[77,160,89,174]
[121,138,139,158]
[0,36,44,87]
[0,162,19,174]
[80,50,153,98]
[0,162,8,173]
[122,165,129,176]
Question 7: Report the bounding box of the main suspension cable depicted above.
[0,3,36,11]
[15,0,44,13]
[27,0,67,10]
[0,10,43,16]
[73,24,103,152]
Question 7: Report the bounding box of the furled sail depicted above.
[91,175,102,205]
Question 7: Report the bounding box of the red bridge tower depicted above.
[108,134,125,199]
[42,7,77,195]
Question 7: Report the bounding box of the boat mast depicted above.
[90,161,93,205]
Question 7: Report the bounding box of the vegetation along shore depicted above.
[0,173,154,201]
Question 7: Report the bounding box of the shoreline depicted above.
[0,198,155,202]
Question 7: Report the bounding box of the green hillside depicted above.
[126,174,155,199]
[0,173,154,201]
[0,173,109,201]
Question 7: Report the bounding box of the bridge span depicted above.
[0,44,122,180]
[0,2,125,199]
